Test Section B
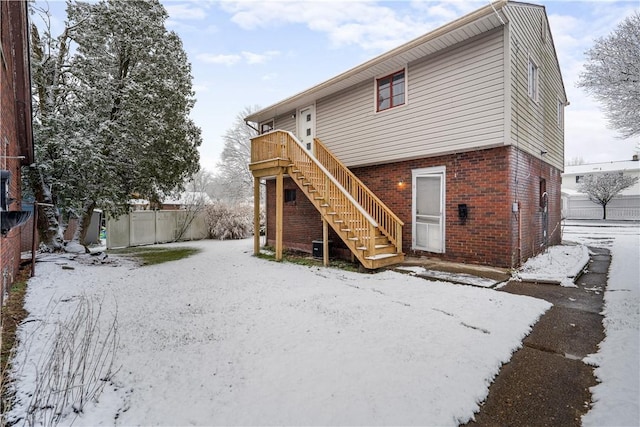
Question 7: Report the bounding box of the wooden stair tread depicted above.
[365,253,399,260]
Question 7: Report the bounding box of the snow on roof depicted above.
[563,160,640,175]
[129,199,150,205]
[163,191,213,205]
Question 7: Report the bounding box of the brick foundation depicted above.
[265,146,562,268]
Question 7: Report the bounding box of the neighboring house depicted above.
[129,198,151,211]
[1,1,35,292]
[562,156,640,220]
[247,0,567,269]
[161,191,213,210]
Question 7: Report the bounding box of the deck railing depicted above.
[250,130,288,164]
[250,130,403,257]
[285,134,379,253]
[314,138,403,252]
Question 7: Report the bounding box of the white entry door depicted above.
[412,167,445,253]
[297,105,315,152]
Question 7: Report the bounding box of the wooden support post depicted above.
[323,217,329,267]
[253,177,260,256]
[276,170,283,261]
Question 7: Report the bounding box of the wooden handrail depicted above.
[250,130,404,259]
[314,138,404,251]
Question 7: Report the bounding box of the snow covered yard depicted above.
[562,221,640,426]
[8,239,551,426]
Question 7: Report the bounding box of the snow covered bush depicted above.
[204,202,255,240]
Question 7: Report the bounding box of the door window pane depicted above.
[416,176,440,216]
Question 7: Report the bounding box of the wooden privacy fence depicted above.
[106,210,208,249]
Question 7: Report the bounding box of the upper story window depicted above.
[557,100,564,128]
[260,120,274,134]
[377,69,405,112]
[528,58,539,102]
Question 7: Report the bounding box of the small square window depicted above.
[306,114,311,122]
[377,69,405,112]
[576,175,583,184]
[306,128,311,136]
[284,189,296,203]
[260,120,274,134]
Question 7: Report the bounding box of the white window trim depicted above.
[411,166,446,254]
[373,66,408,113]
[528,57,539,102]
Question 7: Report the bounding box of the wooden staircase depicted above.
[250,130,404,269]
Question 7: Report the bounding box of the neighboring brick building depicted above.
[249,1,566,269]
[1,0,35,293]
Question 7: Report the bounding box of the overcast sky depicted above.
[39,0,639,172]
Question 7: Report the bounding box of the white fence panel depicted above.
[156,211,178,243]
[106,215,130,249]
[563,194,640,220]
[130,211,156,246]
[188,213,209,240]
[106,210,209,249]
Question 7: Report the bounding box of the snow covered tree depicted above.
[216,106,260,203]
[566,156,585,166]
[30,0,201,247]
[577,12,640,139]
[27,6,78,250]
[578,173,639,219]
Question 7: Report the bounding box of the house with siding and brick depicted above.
[1,0,34,295]
[247,0,567,270]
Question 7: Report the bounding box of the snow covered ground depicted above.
[6,221,639,426]
[561,221,639,426]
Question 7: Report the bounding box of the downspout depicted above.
[245,120,259,133]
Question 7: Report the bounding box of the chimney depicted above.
[633,154,639,161]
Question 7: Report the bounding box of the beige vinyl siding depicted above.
[273,111,296,134]
[504,4,566,170]
[316,29,505,167]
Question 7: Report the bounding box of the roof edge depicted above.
[245,0,509,123]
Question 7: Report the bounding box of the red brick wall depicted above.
[265,146,562,269]
[352,147,516,267]
[266,178,323,253]
[1,1,31,295]
[508,148,563,265]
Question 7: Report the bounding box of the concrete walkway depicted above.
[464,247,609,426]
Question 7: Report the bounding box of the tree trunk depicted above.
[74,200,97,247]
[26,167,64,251]
[602,203,607,220]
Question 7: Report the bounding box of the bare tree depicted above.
[578,172,639,219]
[216,105,260,203]
[172,169,213,241]
[566,156,586,166]
[577,12,640,139]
